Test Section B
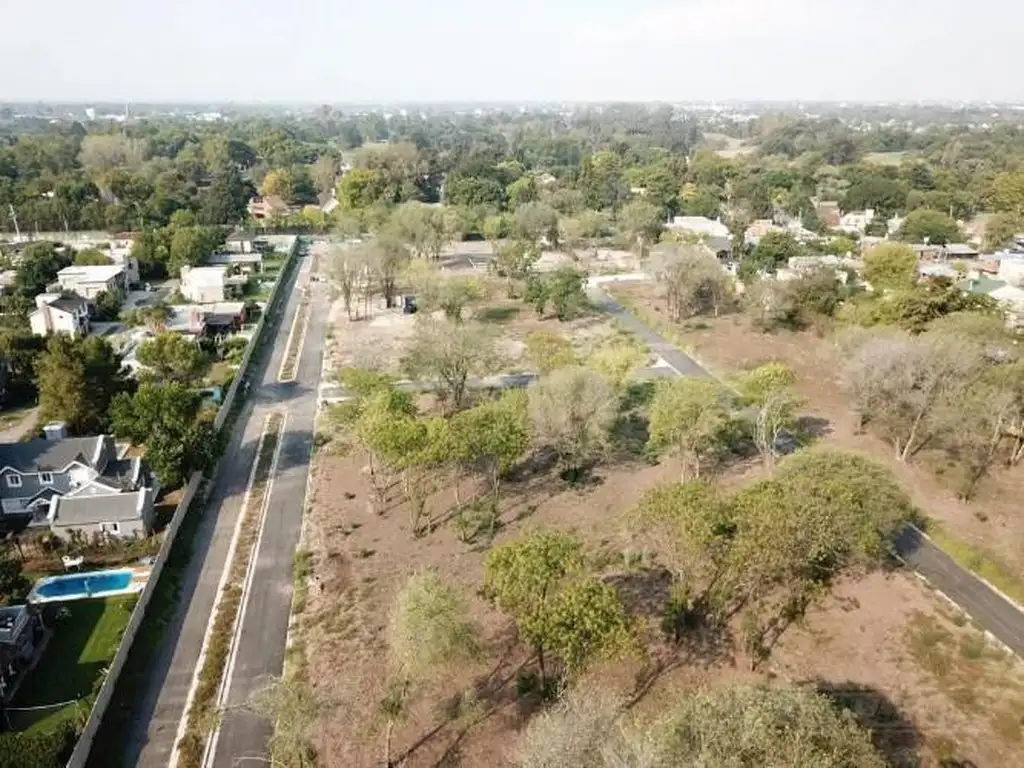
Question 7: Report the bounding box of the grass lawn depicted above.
[11,597,135,733]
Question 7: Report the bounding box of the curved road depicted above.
[590,280,1024,659]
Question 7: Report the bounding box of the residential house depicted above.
[180,265,247,304]
[317,192,339,216]
[814,201,841,228]
[224,232,258,254]
[996,256,1024,287]
[204,251,264,273]
[837,209,875,235]
[942,243,979,260]
[0,427,158,539]
[0,605,41,700]
[989,284,1024,328]
[164,302,248,337]
[29,294,90,338]
[56,264,127,300]
[247,195,294,220]
[919,262,960,280]
[665,216,733,259]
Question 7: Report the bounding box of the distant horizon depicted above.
[5,98,1024,109]
[6,0,1024,104]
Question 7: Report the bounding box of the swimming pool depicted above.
[29,569,137,603]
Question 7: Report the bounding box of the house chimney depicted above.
[42,422,67,441]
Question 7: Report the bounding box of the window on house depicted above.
[39,472,54,485]
[5,475,21,488]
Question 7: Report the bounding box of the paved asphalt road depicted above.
[894,526,1024,657]
[208,261,329,765]
[591,280,1024,658]
[125,247,323,767]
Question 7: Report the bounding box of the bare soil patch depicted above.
[296,438,1024,766]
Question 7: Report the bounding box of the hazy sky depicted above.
[5,0,1023,103]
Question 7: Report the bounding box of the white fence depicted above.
[64,236,301,767]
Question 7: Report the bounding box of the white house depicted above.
[56,264,127,300]
[989,284,1024,328]
[180,265,246,304]
[996,257,1024,288]
[837,209,875,235]
[29,294,90,337]
[666,216,730,239]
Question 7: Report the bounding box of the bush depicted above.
[0,721,77,768]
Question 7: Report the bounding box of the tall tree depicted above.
[37,335,128,434]
[136,332,207,383]
[401,319,498,412]
[109,382,220,487]
[647,378,735,479]
[862,242,919,290]
[528,366,616,478]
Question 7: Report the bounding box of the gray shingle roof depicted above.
[50,491,145,526]
[49,296,88,313]
[0,437,106,473]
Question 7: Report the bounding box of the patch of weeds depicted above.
[452,497,501,545]
[906,612,953,678]
[929,735,959,762]
[356,548,376,559]
[950,612,968,628]
[515,671,560,702]
[959,633,986,660]
[991,705,1024,742]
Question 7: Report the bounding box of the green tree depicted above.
[507,175,538,208]
[618,199,663,257]
[524,331,577,375]
[513,201,560,246]
[384,569,479,766]
[649,684,886,767]
[483,530,584,685]
[490,240,540,298]
[401,319,498,412]
[387,202,448,260]
[898,208,961,245]
[37,335,127,435]
[406,263,484,322]
[136,332,207,382]
[529,367,616,479]
[109,382,220,487]
[744,230,802,276]
[527,268,587,321]
[449,390,530,502]
[983,212,1022,251]
[93,287,125,321]
[989,170,1024,217]
[862,242,918,290]
[0,548,27,605]
[540,578,635,674]
[15,242,69,297]
[73,249,114,266]
[647,378,735,480]
[734,363,802,469]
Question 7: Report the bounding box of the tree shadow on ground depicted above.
[474,305,521,324]
[811,679,924,768]
[605,568,736,709]
[793,415,833,443]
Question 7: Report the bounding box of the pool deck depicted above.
[27,566,153,604]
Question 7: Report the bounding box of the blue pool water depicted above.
[34,569,133,600]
